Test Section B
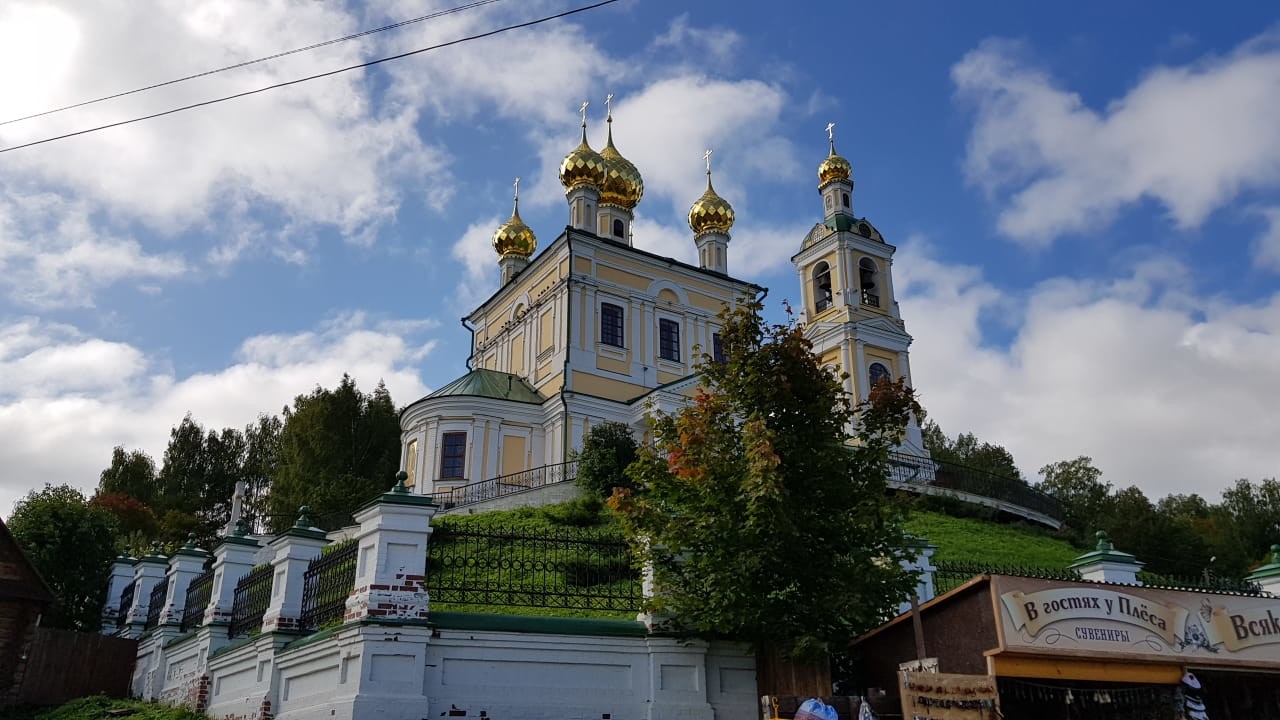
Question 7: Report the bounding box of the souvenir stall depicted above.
[848,572,1280,720]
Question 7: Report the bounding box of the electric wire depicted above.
[0,0,619,155]
[0,0,508,127]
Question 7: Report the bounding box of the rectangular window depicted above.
[712,333,725,363]
[600,303,624,347]
[440,432,466,479]
[659,319,681,362]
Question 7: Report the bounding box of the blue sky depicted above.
[2,0,1279,514]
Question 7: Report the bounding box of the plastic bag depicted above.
[795,698,839,720]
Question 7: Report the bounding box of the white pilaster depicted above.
[102,555,136,635]
[160,538,212,626]
[203,532,263,627]
[344,474,438,624]
[261,508,331,633]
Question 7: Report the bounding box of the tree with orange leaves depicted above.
[611,297,920,659]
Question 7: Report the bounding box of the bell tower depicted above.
[794,123,925,454]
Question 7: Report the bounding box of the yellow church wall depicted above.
[574,257,593,274]
[657,371,684,385]
[596,354,630,375]
[539,309,555,353]
[864,348,898,377]
[604,254,736,300]
[570,370,645,402]
[657,288,680,305]
[596,264,651,291]
[511,334,525,374]
[820,348,842,370]
[538,372,564,395]
[688,290,730,313]
[501,434,526,476]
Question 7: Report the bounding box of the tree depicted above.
[7,485,119,631]
[98,446,159,506]
[922,421,1020,479]
[1037,456,1111,539]
[154,415,249,545]
[242,414,283,533]
[574,422,639,498]
[611,299,919,658]
[1100,486,1210,578]
[266,376,401,531]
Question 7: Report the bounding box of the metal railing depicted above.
[300,540,358,631]
[228,564,273,638]
[116,580,136,628]
[436,461,578,509]
[425,523,641,613]
[144,580,168,629]
[933,560,1082,596]
[861,290,880,308]
[889,452,1064,522]
[181,568,215,632]
[1136,571,1265,597]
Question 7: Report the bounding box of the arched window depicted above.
[868,362,891,388]
[859,258,880,308]
[812,262,833,313]
[613,218,625,238]
[842,192,850,208]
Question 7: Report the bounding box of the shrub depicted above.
[573,422,638,498]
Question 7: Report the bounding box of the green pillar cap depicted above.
[391,471,410,494]
[1069,529,1141,569]
[293,506,314,529]
[1095,530,1114,552]
[1246,543,1280,581]
[184,533,198,550]
[233,518,249,537]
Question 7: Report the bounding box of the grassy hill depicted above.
[903,509,1083,567]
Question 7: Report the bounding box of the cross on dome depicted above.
[513,177,520,201]
[605,93,614,120]
[579,100,589,126]
[704,148,713,174]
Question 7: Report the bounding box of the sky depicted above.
[2,0,1279,516]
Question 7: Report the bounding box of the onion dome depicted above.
[559,121,607,191]
[818,134,852,186]
[598,113,644,209]
[688,170,734,236]
[492,189,536,258]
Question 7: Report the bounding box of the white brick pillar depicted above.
[101,555,136,635]
[345,473,438,623]
[160,536,212,626]
[261,506,330,633]
[123,547,169,635]
[645,637,715,720]
[1069,531,1143,585]
[203,527,262,627]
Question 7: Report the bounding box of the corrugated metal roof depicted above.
[426,368,544,404]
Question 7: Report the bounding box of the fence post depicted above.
[101,555,136,635]
[122,546,169,637]
[160,536,212,627]
[1245,544,1280,595]
[203,523,263,627]
[1068,531,1143,585]
[345,473,438,623]
[261,507,329,633]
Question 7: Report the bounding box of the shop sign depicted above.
[994,575,1280,665]
[898,671,998,720]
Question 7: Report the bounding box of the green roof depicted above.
[427,369,544,404]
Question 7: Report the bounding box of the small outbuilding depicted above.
[0,517,55,707]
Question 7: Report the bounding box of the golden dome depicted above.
[688,172,734,235]
[598,116,644,209]
[492,197,536,258]
[559,123,607,191]
[818,140,852,186]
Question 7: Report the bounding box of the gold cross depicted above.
[704,148,713,174]
[579,100,589,125]
[513,177,520,201]
[605,93,614,119]
[826,122,836,142]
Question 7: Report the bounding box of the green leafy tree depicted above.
[1037,456,1111,538]
[98,446,159,506]
[611,299,919,658]
[574,422,639,498]
[922,421,1020,479]
[243,414,283,533]
[267,376,400,531]
[7,484,119,631]
[1100,486,1210,578]
[154,415,249,545]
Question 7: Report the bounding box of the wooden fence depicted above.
[17,628,137,706]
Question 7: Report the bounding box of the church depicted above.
[398,103,925,500]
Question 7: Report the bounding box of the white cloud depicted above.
[1253,207,1280,271]
[0,313,435,516]
[897,239,1280,500]
[953,31,1280,245]
[450,215,503,308]
[0,0,446,260]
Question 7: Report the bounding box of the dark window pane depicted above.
[601,303,624,347]
[869,362,891,388]
[712,333,725,363]
[659,319,680,362]
[440,432,467,479]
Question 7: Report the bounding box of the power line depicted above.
[0,0,508,127]
[0,0,620,155]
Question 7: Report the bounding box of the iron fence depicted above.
[144,580,168,629]
[1136,571,1265,596]
[228,564,273,638]
[180,568,215,632]
[889,452,1065,522]
[425,523,641,613]
[300,540,358,631]
[436,461,578,509]
[115,580,136,628]
[933,560,1081,596]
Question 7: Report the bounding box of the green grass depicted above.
[0,696,207,720]
[903,509,1083,567]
